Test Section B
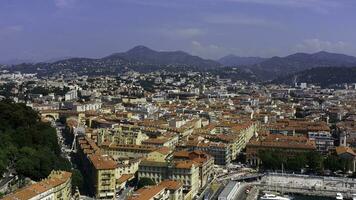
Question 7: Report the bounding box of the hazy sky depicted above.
[1,0,356,61]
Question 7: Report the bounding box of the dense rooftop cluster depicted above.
[1,69,356,200]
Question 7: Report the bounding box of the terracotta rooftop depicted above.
[142,137,169,145]
[2,171,71,200]
[173,150,211,161]
[174,160,196,169]
[173,150,190,158]
[128,184,166,200]
[269,119,330,132]
[154,146,171,155]
[117,174,134,184]
[247,134,316,150]
[336,146,356,157]
[104,144,157,152]
[159,180,183,190]
[89,154,117,170]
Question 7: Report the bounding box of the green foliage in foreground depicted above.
[0,101,71,180]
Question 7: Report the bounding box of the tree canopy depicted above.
[0,101,70,180]
[137,177,156,189]
[258,149,352,173]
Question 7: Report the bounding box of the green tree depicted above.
[258,149,323,172]
[324,155,342,171]
[138,177,156,189]
[286,154,307,171]
[71,169,84,191]
[0,101,71,181]
[306,151,323,172]
[0,150,8,175]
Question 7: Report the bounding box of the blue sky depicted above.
[1,0,356,61]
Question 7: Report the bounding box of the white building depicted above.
[218,181,240,200]
[64,90,77,101]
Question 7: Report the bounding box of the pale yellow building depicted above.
[97,125,148,146]
[127,180,183,200]
[127,184,169,200]
[100,144,157,159]
[115,158,141,179]
[146,147,171,162]
[209,121,258,160]
[88,154,117,199]
[138,160,200,199]
[170,161,200,199]
[173,150,214,188]
[47,171,73,200]
[160,180,184,200]
[142,134,179,149]
[2,170,72,200]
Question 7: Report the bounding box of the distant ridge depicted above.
[248,51,356,80]
[272,67,356,87]
[218,55,267,66]
[4,45,221,76]
[4,48,356,82]
[105,45,220,69]
[0,59,35,65]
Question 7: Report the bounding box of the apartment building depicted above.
[193,142,231,166]
[100,143,157,159]
[246,134,316,166]
[138,160,200,198]
[47,171,73,200]
[127,183,169,200]
[308,131,335,153]
[3,170,72,200]
[173,150,214,188]
[209,121,258,160]
[97,125,148,146]
[88,154,117,199]
[160,180,184,200]
[142,134,179,149]
[269,119,330,135]
[115,157,141,178]
[127,177,183,200]
[170,161,200,199]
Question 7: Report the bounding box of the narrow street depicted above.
[53,122,73,164]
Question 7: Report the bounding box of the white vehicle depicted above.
[260,193,291,200]
[352,194,356,200]
[336,193,343,200]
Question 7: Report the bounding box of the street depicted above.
[53,122,73,163]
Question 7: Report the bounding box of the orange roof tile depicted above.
[2,171,71,200]
[159,180,182,190]
[89,154,117,170]
[336,146,356,156]
[117,174,134,184]
[128,185,166,200]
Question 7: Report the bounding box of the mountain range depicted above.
[249,51,356,80]
[3,46,220,75]
[3,46,356,86]
[273,67,356,87]
[218,55,267,66]
[105,45,220,69]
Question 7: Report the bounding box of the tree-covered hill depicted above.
[0,101,70,181]
[4,46,221,76]
[249,51,356,80]
[272,67,356,87]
